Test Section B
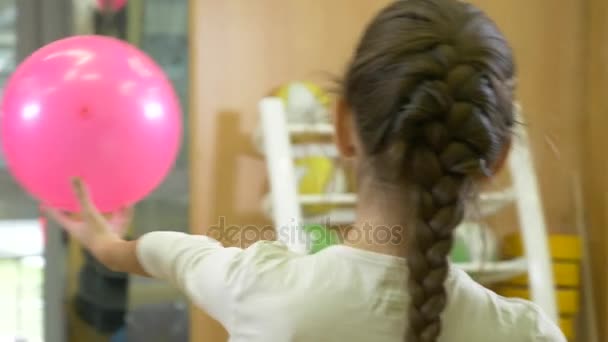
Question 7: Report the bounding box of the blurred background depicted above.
[0,0,189,341]
[0,1,606,342]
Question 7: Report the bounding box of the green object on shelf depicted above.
[450,234,470,263]
[304,224,341,254]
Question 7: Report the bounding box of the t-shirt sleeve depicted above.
[135,231,246,326]
[530,306,568,342]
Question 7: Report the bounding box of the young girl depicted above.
[47,1,566,341]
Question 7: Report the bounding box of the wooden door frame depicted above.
[584,0,608,340]
[187,0,229,340]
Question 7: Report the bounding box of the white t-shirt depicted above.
[136,231,567,342]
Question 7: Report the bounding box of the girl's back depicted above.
[137,235,564,342]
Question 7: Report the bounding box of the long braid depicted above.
[343,1,515,342]
[402,48,505,341]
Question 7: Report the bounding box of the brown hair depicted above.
[343,1,515,341]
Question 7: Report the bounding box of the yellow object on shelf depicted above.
[296,156,336,215]
[495,287,579,315]
[505,262,580,287]
[274,81,330,108]
[559,317,575,341]
[503,234,581,261]
[499,233,581,341]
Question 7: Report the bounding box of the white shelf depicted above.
[288,123,334,136]
[261,188,515,225]
[302,209,356,225]
[478,189,516,216]
[298,189,514,216]
[455,257,528,284]
[299,193,356,206]
[253,123,334,155]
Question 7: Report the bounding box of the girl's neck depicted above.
[341,181,410,258]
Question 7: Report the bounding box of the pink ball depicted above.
[96,0,127,11]
[1,35,182,213]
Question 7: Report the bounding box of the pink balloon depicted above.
[96,0,127,11]
[1,35,182,213]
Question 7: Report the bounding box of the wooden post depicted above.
[583,0,608,339]
[188,0,229,340]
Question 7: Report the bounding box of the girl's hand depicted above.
[44,178,133,253]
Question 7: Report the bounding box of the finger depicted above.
[107,207,133,237]
[110,206,134,226]
[42,207,79,234]
[71,178,93,210]
[71,178,103,221]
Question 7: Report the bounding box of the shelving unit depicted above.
[257,97,558,322]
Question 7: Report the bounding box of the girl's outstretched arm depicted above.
[44,178,246,327]
[43,178,150,276]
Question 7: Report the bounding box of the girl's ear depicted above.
[334,97,357,158]
[490,138,512,175]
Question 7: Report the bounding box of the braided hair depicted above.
[343,1,515,341]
